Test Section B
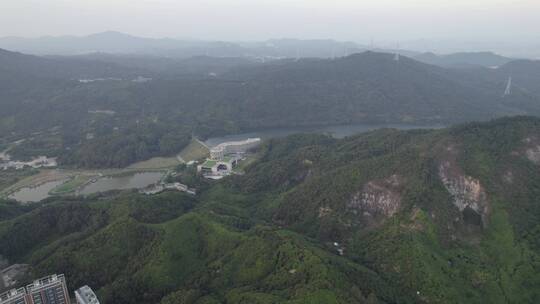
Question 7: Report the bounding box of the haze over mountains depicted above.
[0,31,527,69]
[0,31,364,59]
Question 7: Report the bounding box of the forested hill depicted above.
[496,60,540,96]
[1,116,540,303]
[227,115,540,302]
[222,52,539,126]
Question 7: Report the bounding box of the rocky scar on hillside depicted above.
[346,175,404,226]
[438,154,490,228]
[522,136,540,164]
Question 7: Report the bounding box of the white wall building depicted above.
[210,138,261,160]
[75,286,99,304]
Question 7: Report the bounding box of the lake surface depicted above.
[205,123,445,147]
[79,172,164,195]
[8,180,67,203]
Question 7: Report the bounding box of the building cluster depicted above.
[197,138,261,179]
[0,274,98,304]
[141,182,196,196]
[78,76,152,84]
[208,138,261,160]
[78,78,121,83]
[0,156,57,171]
[132,76,152,83]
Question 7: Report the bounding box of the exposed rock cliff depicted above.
[510,136,540,164]
[526,147,540,164]
[438,159,490,227]
[347,175,403,221]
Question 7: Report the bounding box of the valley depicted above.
[2,48,540,171]
[0,122,441,204]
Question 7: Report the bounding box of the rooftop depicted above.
[0,288,26,302]
[75,285,100,304]
[26,274,65,292]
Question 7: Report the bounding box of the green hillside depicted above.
[1,116,540,303]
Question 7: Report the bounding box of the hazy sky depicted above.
[1,0,539,44]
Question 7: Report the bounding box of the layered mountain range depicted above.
[1,46,539,168]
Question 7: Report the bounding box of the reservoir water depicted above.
[205,123,444,147]
[8,180,67,203]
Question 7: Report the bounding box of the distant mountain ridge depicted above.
[0,31,418,60]
[0,31,368,58]
[0,31,183,55]
[0,47,144,79]
[3,32,528,70]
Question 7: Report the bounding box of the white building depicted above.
[198,138,261,179]
[197,156,238,177]
[210,138,261,160]
[75,286,99,304]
